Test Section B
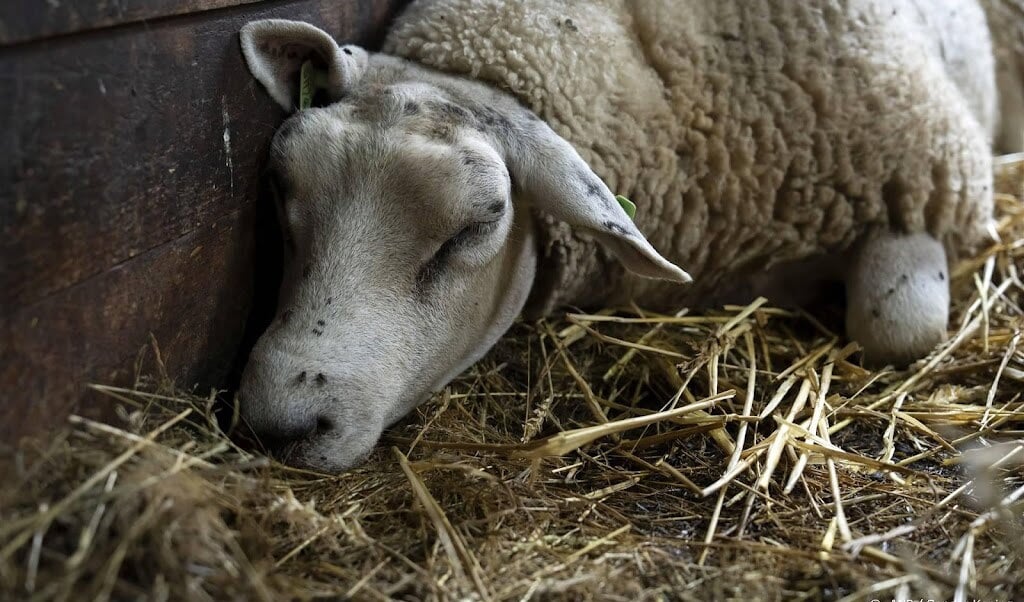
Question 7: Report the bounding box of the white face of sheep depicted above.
[236,19,690,472]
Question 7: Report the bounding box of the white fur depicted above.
[237,31,688,471]
[236,0,1020,472]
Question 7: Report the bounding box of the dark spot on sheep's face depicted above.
[427,123,457,143]
[404,101,420,115]
[429,100,472,122]
[603,221,629,236]
[325,297,333,305]
[342,47,353,56]
[471,107,514,135]
[575,169,604,198]
[485,200,505,215]
[294,371,307,385]
[315,373,327,386]
[316,319,326,327]
[937,272,945,281]
[312,328,323,336]
[871,308,881,318]
[561,18,578,32]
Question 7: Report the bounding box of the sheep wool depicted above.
[383,0,999,313]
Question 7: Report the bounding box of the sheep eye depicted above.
[415,220,500,291]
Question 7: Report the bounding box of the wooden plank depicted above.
[0,0,404,312]
[0,206,257,443]
[0,0,408,443]
[0,1,260,47]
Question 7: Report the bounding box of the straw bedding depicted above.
[2,160,1023,601]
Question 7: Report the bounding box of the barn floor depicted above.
[3,160,1024,601]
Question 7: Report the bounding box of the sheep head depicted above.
[236,19,690,472]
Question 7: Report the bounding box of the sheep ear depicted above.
[503,118,692,283]
[239,19,368,112]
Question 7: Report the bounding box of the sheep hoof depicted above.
[845,231,950,367]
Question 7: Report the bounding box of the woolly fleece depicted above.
[383,0,999,313]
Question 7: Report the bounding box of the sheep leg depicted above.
[845,231,950,366]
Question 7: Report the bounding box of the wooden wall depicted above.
[0,0,409,443]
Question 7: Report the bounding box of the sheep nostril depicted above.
[315,415,334,435]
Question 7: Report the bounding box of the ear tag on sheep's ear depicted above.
[298,60,329,110]
[615,195,637,221]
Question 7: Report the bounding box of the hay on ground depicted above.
[2,160,1024,601]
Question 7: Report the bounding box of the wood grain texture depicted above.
[1,0,401,311]
[0,1,262,46]
[1,208,256,442]
[1,0,409,443]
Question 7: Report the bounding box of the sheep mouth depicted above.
[275,430,380,473]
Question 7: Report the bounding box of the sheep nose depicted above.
[252,413,336,452]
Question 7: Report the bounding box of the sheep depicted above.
[981,0,1024,152]
[236,0,1017,472]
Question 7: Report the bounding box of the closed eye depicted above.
[441,220,500,252]
[415,220,501,292]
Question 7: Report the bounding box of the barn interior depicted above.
[1,1,1022,600]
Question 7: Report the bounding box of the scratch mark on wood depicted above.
[222,95,234,193]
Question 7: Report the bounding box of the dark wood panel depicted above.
[0,0,409,443]
[0,1,259,47]
[0,0,404,313]
[1,206,255,443]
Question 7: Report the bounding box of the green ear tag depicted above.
[299,60,330,110]
[299,60,315,110]
[615,195,637,220]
